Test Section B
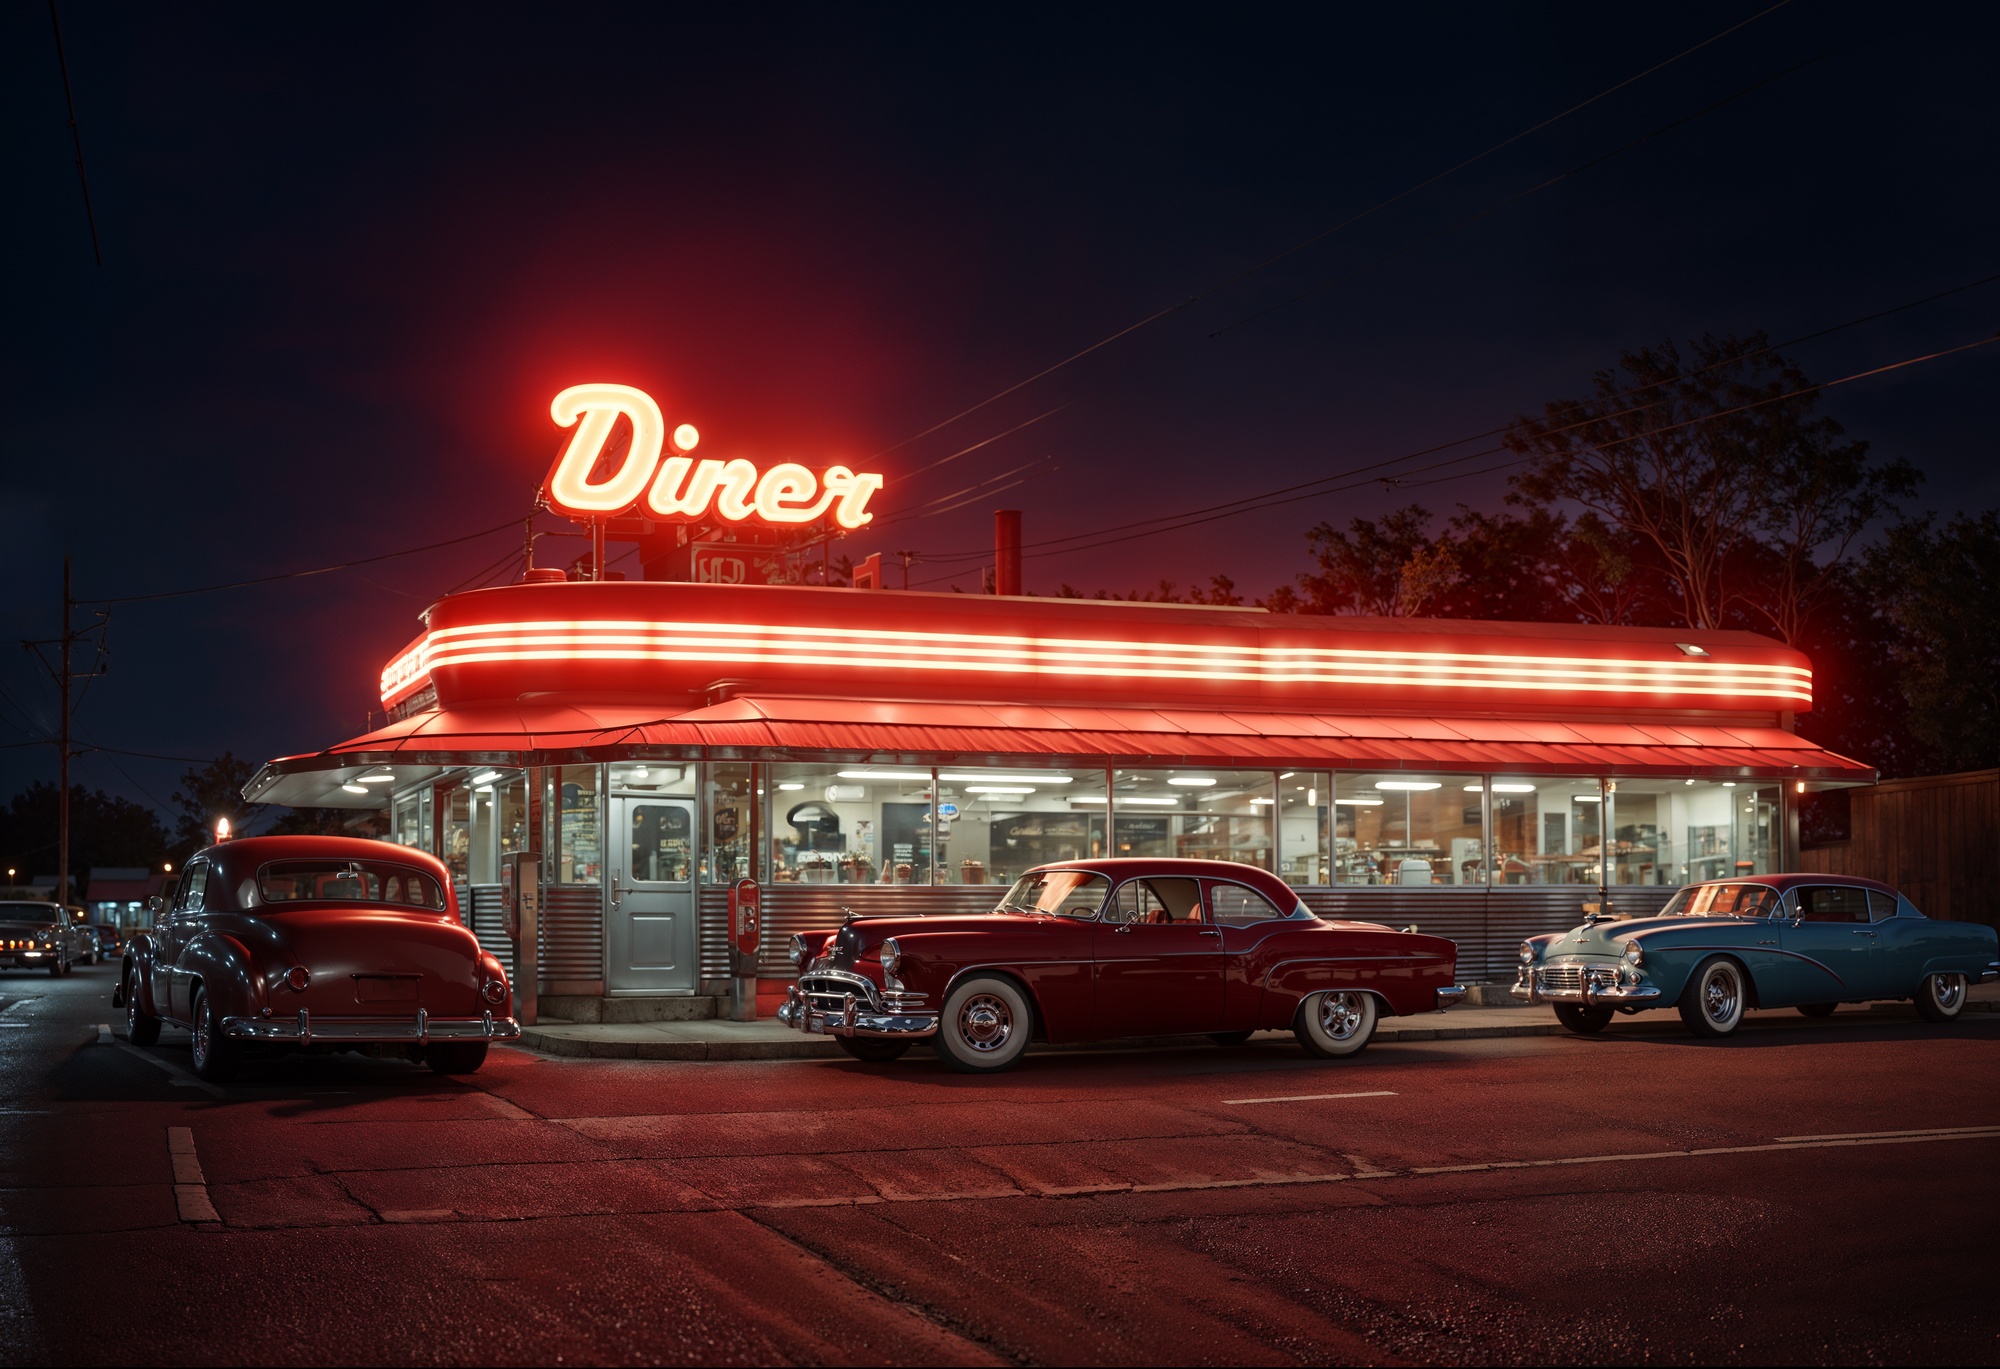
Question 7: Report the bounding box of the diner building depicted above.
[246,577,1874,1015]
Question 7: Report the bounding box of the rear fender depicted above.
[1256,955,1452,1025]
[120,942,161,1015]
[181,935,258,1020]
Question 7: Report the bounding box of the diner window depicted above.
[441,785,471,884]
[1277,772,1330,886]
[629,803,693,882]
[1111,769,1275,872]
[1333,774,1483,885]
[768,764,934,884]
[498,776,527,866]
[610,761,692,793]
[392,790,425,851]
[704,762,756,883]
[553,765,602,885]
[1605,779,1780,886]
[1476,778,1602,886]
[939,765,1106,886]
[468,780,496,884]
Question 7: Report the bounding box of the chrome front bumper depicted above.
[220,1009,521,1045]
[777,986,938,1039]
[1511,965,1663,1006]
[1436,984,1467,1010]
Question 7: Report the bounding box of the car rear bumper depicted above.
[0,952,53,967]
[1435,984,1467,1010]
[775,986,938,1039]
[220,1010,521,1044]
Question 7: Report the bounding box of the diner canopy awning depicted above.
[247,694,1875,808]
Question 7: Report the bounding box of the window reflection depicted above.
[1110,770,1274,871]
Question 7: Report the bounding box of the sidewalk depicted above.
[516,981,2000,1061]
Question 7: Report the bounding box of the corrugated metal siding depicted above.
[699,886,730,982]
[753,884,1002,976]
[468,884,510,978]
[540,884,604,985]
[1291,885,1679,982]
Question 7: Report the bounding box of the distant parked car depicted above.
[117,835,520,1083]
[0,901,86,975]
[89,924,124,961]
[778,858,1465,1072]
[1515,875,2000,1038]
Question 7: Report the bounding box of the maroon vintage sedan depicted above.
[777,858,1465,1072]
[116,835,518,1083]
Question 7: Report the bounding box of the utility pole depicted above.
[24,556,108,909]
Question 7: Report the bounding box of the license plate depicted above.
[806,1012,826,1034]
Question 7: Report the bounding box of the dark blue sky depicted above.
[3,1,1996,820]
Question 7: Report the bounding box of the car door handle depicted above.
[1851,929,1876,937]
[1196,927,1220,938]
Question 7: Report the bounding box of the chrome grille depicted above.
[1540,966,1583,992]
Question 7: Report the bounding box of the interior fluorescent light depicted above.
[341,783,369,794]
[967,785,1034,794]
[1278,772,1295,780]
[1249,797,1274,805]
[470,771,501,786]
[836,770,932,781]
[939,772,1072,783]
[357,773,396,784]
[777,782,805,791]
[1375,781,1440,791]
[1493,783,1536,793]
[1119,797,1182,806]
[1722,782,1737,788]
[1333,797,1385,806]
[1167,777,1216,787]
[1572,794,1602,803]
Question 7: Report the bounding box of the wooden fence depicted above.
[1798,769,1998,928]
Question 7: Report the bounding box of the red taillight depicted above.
[285,966,311,992]
[481,979,507,1005]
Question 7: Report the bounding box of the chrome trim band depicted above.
[778,986,937,1039]
[1435,984,1466,1011]
[221,1014,521,1043]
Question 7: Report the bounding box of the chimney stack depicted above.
[995,509,1021,596]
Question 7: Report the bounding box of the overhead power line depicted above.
[909,325,2000,585]
[46,1,101,266]
[867,1,1793,463]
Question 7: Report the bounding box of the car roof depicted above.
[1689,872,1901,895]
[1022,858,1299,899]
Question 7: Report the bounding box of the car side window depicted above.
[1208,882,1284,926]
[1867,890,1899,922]
[176,862,210,918]
[1795,885,1870,924]
[1110,877,1204,924]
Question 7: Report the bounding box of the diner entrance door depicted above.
[608,797,697,995]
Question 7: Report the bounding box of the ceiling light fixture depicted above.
[1375,781,1440,791]
[1167,777,1216,787]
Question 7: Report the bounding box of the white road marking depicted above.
[167,1127,219,1224]
[1775,1124,2000,1143]
[1225,1091,1397,1106]
[1407,1127,2000,1176]
[112,1041,225,1098]
[95,1023,111,1045]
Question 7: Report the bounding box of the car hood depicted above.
[822,913,1053,965]
[0,920,58,934]
[1547,916,1759,956]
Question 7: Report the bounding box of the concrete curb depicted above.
[514,997,1995,1061]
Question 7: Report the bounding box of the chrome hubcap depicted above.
[1933,974,1965,1010]
[958,994,1013,1052]
[192,1001,210,1069]
[1703,967,1739,1023]
[1319,992,1363,1040]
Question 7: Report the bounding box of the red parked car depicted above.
[777,858,1464,1072]
[116,835,519,1083]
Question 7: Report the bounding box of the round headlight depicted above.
[1518,940,1536,964]
[1622,940,1644,967]
[789,934,808,968]
[881,937,902,976]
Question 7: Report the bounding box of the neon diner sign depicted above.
[543,383,884,529]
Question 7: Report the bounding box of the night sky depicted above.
[3,1,1996,821]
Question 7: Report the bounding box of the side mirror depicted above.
[146,896,163,915]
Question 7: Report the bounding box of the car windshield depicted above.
[0,903,56,925]
[256,860,446,910]
[1659,882,1780,918]
[993,870,1111,918]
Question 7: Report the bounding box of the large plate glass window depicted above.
[1110,770,1277,873]
[768,764,935,884]
[1605,779,1780,885]
[1276,772,1330,885]
[1332,773,1481,885]
[703,762,756,883]
[936,766,1106,885]
[553,764,602,885]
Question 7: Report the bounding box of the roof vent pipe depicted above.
[995,509,1021,597]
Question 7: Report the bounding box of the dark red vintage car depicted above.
[116,835,518,1083]
[777,858,1464,1072]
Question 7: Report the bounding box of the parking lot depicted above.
[0,960,1994,1365]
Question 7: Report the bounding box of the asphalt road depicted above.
[2,961,1997,1367]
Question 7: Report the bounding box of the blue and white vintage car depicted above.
[1514,874,1999,1038]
